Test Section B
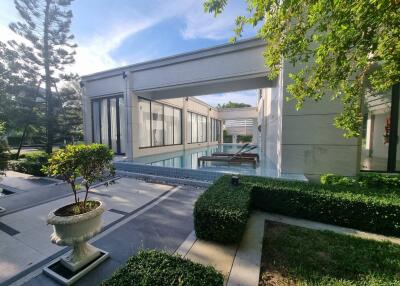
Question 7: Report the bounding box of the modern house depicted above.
[81,37,399,179]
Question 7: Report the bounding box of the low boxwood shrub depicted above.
[101,250,223,286]
[9,151,49,176]
[194,176,251,243]
[321,172,400,190]
[194,175,400,244]
[251,180,400,236]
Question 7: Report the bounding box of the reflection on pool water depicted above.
[133,144,281,177]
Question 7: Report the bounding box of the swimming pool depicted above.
[133,144,284,178]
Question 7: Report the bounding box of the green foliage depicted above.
[217,101,251,108]
[320,173,358,186]
[237,135,252,143]
[194,176,251,243]
[9,151,49,176]
[260,222,400,285]
[8,0,78,153]
[101,249,224,286]
[195,175,400,244]
[43,144,114,210]
[204,0,400,137]
[321,173,400,189]
[250,178,400,237]
[0,122,8,174]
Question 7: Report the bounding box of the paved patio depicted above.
[0,176,204,285]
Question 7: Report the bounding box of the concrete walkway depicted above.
[1,177,203,286]
[0,171,69,216]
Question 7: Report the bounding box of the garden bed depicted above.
[259,221,400,285]
[194,175,400,244]
[101,249,223,286]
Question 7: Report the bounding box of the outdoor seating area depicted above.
[198,143,259,168]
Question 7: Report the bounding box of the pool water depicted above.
[133,144,281,177]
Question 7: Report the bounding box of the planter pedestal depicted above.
[43,201,109,285]
[61,242,102,272]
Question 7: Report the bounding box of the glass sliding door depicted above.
[110,98,118,153]
[138,98,182,148]
[139,99,151,148]
[164,106,174,145]
[151,102,164,146]
[91,94,125,154]
[118,97,126,154]
[187,112,192,143]
[360,85,400,172]
[174,108,181,145]
[92,101,101,143]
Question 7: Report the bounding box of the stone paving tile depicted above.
[21,186,203,286]
[0,177,177,285]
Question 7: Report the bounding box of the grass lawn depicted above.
[259,221,400,286]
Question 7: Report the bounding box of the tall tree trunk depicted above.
[44,0,53,154]
[16,124,28,160]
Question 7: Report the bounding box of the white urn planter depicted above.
[47,200,106,272]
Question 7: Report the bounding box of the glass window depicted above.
[92,101,101,143]
[198,114,203,143]
[139,99,151,147]
[187,111,192,143]
[119,98,126,153]
[203,117,207,142]
[164,106,174,145]
[360,91,391,171]
[192,113,198,143]
[174,108,181,144]
[101,99,109,145]
[110,98,118,152]
[152,102,163,146]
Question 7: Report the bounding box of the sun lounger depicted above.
[197,144,258,168]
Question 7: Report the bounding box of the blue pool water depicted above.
[133,144,284,177]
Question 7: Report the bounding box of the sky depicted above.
[0,0,258,106]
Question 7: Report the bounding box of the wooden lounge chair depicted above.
[197,145,258,168]
[211,145,259,162]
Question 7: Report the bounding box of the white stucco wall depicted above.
[279,63,359,177]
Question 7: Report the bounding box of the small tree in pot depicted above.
[43,144,114,271]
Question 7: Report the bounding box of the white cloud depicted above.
[181,1,246,40]
[196,90,258,107]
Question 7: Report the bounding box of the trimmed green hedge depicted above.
[194,176,251,243]
[321,172,400,189]
[101,250,223,286]
[194,175,400,244]
[9,151,49,176]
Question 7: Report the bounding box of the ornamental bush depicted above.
[101,250,223,286]
[194,176,251,243]
[9,151,49,176]
[321,172,400,190]
[194,175,400,243]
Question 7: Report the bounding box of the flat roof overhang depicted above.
[82,37,274,99]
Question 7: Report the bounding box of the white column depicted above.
[81,81,92,144]
[124,72,133,159]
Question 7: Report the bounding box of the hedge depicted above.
[194,176,251,243]
[101,250,223,286]
[8,151,49,176]
[194,175,400,244]
[321,172,400,189]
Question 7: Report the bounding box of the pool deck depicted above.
[0,176,204,286]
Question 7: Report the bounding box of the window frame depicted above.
[138,97,183,149]
[187,111,208,144]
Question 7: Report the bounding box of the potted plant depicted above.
[43,144,114,271]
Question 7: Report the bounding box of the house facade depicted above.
[81,37,398,179]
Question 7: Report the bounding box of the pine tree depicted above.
[9,0,77,153]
